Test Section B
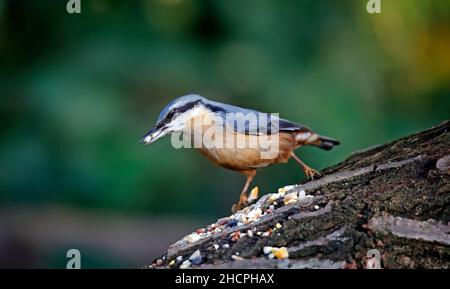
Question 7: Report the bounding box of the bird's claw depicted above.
[231,197,248,213]
[231,202,247,214]
[304,167,321,180]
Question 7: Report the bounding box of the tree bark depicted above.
[148,121,450,269]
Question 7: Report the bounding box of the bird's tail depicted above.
[311,135,340,150]
[295,131,340,150]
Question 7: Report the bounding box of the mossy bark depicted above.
[149,121,450,269]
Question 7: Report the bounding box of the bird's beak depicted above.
[140,126,169,145]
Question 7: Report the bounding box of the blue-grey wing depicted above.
[205,100,308,135]
[278,118,309,132]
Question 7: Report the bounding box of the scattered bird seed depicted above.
[230,231,241,242]
[217,217,229,225]
[184,233,201,243]
[298,190,306,198]
[189,249,203,265]
[227,219,238,228]
[283,192,299,205]
[246,207,262,222]
[274,247,289,259]
[247,186,259,203]
[278,185,295,193]
[263,246,273,254]
[263,246,289,259]
[169,260,175,266]
[191,255,203,265]
[268,193,283,204]
[231,255,244,261]
[180,260,191,269]
[176,256,183,262]
[177,185,315,248]
[196,228,205,234]
[314,205,320,210]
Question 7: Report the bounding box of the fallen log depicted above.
[148,121,450,269]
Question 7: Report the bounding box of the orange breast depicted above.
[187,109,296,171]
[197,130,296,171]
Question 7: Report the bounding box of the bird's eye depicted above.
[166,110,176,121]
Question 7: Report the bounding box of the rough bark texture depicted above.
[149,121,450,269]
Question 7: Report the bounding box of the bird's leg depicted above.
[232,170,256,213]
[291,152,321,180]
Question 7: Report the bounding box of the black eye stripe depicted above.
[177,99,202,114]
[204,103,226,113]
[162,99,203,124]
[167,110,175,119]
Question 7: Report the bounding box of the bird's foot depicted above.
[303,166,321,180]
[231,195,248,213]
[231,202,247,214]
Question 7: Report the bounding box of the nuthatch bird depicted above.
[141,94,339,212]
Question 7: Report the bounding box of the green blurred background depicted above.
[0,0,449,268]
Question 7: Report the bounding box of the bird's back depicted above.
[202,97,310,136]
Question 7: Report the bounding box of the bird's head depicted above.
[140,94,206,145]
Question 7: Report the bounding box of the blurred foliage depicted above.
[0,0,449,217]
